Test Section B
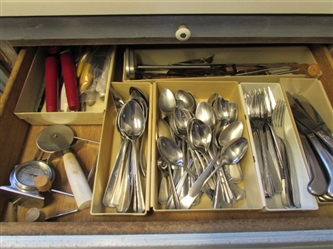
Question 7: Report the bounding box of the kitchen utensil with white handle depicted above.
[36,125,92,210]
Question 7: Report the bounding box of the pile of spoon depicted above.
[102,87,149,213]
[157,88,248,209]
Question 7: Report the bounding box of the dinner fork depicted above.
[250,90,274,197]
[272,100,300,208]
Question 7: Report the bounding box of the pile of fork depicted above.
[243,87,300,208]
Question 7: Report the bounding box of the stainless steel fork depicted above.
[272,100,300,208]
[249,89,275,198]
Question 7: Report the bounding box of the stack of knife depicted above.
[286,92,333,202]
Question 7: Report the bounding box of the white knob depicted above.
[175,25,191,41]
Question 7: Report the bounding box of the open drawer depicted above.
[0,46,332,237]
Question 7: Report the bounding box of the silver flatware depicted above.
[286,92,333,155]
[293,94,332,139]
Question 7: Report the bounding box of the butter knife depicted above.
[298,131,328,196]
[293,94,332,139]
[286,92,333,155]
[295,120,333,197]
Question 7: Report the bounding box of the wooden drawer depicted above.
[0,45,332,236]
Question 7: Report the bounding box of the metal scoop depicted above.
[36,125,92,210]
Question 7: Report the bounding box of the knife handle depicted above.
[258,129,274,198]
[306,133,333,197]
[60,51,80,111]
[299,133,328,196]
[63,151,92,210]
[315,130,333,155]
[45,56,58,112]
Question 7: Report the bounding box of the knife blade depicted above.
[286,92,333,155]
[293,94,332,139]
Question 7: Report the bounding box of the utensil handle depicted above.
[131,140,145,213]
[45,56,58,112]
[307,133,333,196]
[218,168,236,203]
[284,138,301,208]
[102,138,128,207]
[298,63,321,77]
[299,133,328,196]
[158,175,169,205]
[112,140,132,208]
[315,130,333,155]
[194,150,216,190]
[168,164,181,209]
[252,129,265,184]
[188,154,220,198]
[278,139,294,208]
[45,209,80,221]
[139,134,147,178]
[258,129,274,197]
[63,152,92,210]
[60,51,80,111]
[116,142,132,213]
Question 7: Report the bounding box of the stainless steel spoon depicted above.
[175,90,196,113]
[213,96,230,126]
[157,137,196,179]
[228,102,238,123]
[159,88,176,119]
[207,92,221,106]
[195,101,217,131]
[187,118,216,191]
[157,118,173,140]
[119,100,146,213]
[129,88,149,178]
[156,136,182,209]
[157,157,170,205]
[172,106,193,137]
[218,121,244,147]
[180,137,248,209]
[187,118,212,154]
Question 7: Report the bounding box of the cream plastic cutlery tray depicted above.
[91,82,153,215]
[239,82,319,211]
[150,80,264,212]
[91,78,330,215]
[14,46,116,125]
